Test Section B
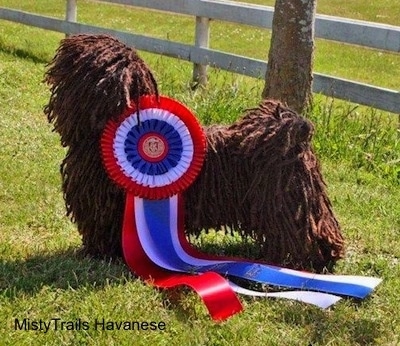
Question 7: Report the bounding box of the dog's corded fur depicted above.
[45,34,344,272]
[184,101,344,270]
[45,34,159,257]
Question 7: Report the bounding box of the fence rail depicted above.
[99,0,400,53]
[0,0,399,114]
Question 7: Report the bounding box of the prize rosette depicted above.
[101,95,206,200]
[100,95,243,321]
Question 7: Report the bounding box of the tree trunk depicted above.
[262,0,316,114]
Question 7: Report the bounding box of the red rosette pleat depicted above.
[100,95,206,200]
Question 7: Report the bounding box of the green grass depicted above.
[0,1,399,345]
[1,0,399,90]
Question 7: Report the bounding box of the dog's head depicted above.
[228,99,314,159]
[44,34,158,146]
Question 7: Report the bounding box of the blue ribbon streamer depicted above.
[142,198,380,299]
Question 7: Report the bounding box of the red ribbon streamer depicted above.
[122,193,243,321]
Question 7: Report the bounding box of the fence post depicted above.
[192,16,210,88]
[66,0,77,36]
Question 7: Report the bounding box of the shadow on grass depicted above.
[273,302,383,346]
[0,246,385,343]
[190,237,262,261]
[0,247,133,299]
[0,40,50,64]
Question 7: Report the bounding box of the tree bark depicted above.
[262,0,316,114]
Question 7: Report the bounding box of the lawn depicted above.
[0,1,399,345]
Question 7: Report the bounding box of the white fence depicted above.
[1,0,399,114]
